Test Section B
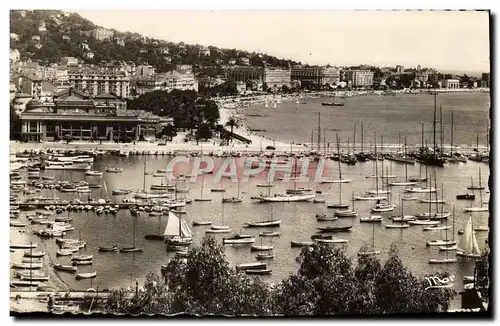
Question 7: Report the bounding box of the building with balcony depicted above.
[226,66,264,82]
[342,70,374,88]
[19,88,171,142]
[291,66,340,87]
[263,67,291,90]
[68,69,130,98]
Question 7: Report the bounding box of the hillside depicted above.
[9,10,300,72]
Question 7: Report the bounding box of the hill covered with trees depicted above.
[10,10,300,72]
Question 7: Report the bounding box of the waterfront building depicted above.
[19,88,171,142]
[10,49,20,63]
[342,70,374,88]
[291,66,340,87]
[444,79,460,89]
[226,66,264,83]
[263,67,292,90]
[92,28,114,41]
[134,69,198,95]
[68,68,130,98]
[415,70,429,84]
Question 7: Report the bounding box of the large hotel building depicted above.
[68,68,130,98]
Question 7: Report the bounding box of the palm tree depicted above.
[225,116,240,145]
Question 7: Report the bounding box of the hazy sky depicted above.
[74,10,490,73]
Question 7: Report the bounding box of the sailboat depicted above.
[389,136,417,186]
[415,92,445,166]
[206,202,232,233]
[456,216,482,259]
[428,205,457,263]
[439,205,457,250]
[357,137,388,201]
[321,134,353,183]
[211,178,226,192]
[195,154,212,201]
[333,193,358,217]
[417,177,450,219]
[464,168,487,212]
[222,180,243,203]
[391,196,416,222]
[245,203,282,227]
[164,211,193,246]
[255,236,275,259]
[426,197,457,248]
[358,224,381,256]
[120,211,143,252]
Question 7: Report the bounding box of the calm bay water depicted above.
[243,92,490,148]
[11,92,490,310]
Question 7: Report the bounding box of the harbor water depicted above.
[10,91,490,310]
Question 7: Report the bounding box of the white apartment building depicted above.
[68,69,130,98]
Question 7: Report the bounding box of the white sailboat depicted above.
[206,202,231,234]
[321,133,353,183]
[439,205,457,251]
[456,216,482,259]
[164,211,193,246]
[222,180,243,203]
[358,224,381,256]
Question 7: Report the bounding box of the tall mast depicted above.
[433,92,437,155]
[353,124,356,155]
[440,104,443,152]
[336,133,342,180]
[404,136,408,181]
[361,123,364,153]
[142,157,147,193]
[336,133,342,203]
[450,112,454,156]
[317,112,321,152]
[421,122,424,149]
[374,133,379,195]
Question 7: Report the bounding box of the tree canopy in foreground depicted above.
[94,237,456,316]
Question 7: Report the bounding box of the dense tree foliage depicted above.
[95,238,456,316]
[10,104,21,140]
[126,90,220,132]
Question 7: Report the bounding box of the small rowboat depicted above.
[53,263,77,273]
[24,251,45,258]
[245,269,272,275]
[71,259,93,266]
[71,255,93,261]
[250,244,273,251]
[192,220,212,226]
[120,247,143,253]
[259,231,280,237]
[385,224,410,229]
[255,251,275,260]
[236,262,267,271]
[327,203,349,209]
[291,241,314,247]
[314,238,349,244]
[75,271,97,279]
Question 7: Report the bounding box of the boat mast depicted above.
[404,136,408,181]
[440,104,443,153]
[143,157,147,193]
[433,92,437,156]
[353,124,356,155]
[317,112,321,152]
[361,123,364,153]
[374,133,379,195]
[421,122,424,149]
[450,112,454,156]
[336,133,342,180]
[335,134,342,204]
[479,168,483,207]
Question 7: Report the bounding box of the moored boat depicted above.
[75,271,97,279]
[98,245,117,252]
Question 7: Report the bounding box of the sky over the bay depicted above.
[74,10,490,73]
